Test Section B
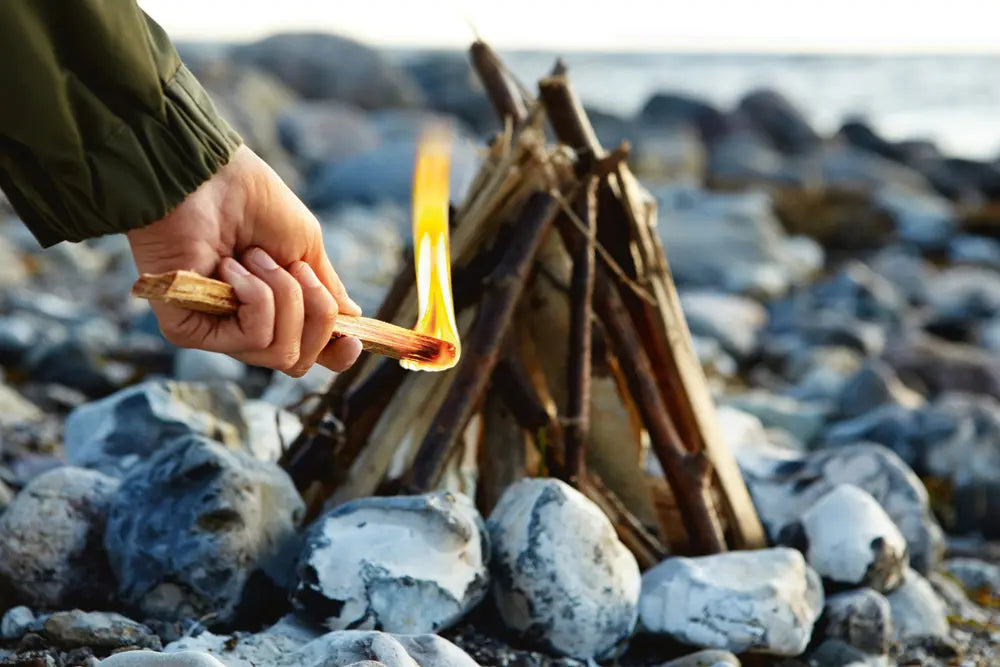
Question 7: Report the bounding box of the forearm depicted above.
[0,0,241,247]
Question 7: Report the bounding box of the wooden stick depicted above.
[407,192,560,491]
[470,40,528,128]
[563,178,597,486]
[131,270,455,366]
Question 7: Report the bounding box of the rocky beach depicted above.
[2,32,1000,667]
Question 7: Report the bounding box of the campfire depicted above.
[241,41,768,567]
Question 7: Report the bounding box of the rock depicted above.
[98,652,225,667]
[487,478,639,660]
[166,629,478,667]
[818,145,930,193]
[679,290,767,360]
[172,350,247,384]
[0,384,44,426]
[639,547,823,656]
[0,467,118,608]
[771,188,895,250]
[868,245,932,305]
[927,571,991,626]
[0,479,13,513]
[819,589,892,656]
[778,485,907,592]
[706,129,795,191]
[232,33,421,109]
[23,338,121,398]
[886,568,949,640]
[884,331,1000,401]
[808,639,888,667]
[64,380,248,477]
[638,93,732,144]
[876,186,956,249]
[941,557,1000,595]
[725,409,944,574]
[35,610,160,650]
[242,399,302,464]
[655,184,822,297]
[925,266,1000,327]
[632,125,706,184]
[307,115,479,210]
[1,606,35,641]
[277,101,380,168]
[260,364,334,408]
[660,649,741,667]
[403,52,493,134]
[104,434,304,624]
[737,89,819,155]
[836,361,923,420]
[949,234,1000,270]
[292,491,488,634]
[318,205,405,314]
[722,391,828,445]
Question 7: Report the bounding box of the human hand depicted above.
[127,145,363,377]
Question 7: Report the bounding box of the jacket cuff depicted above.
[23,65,242,247]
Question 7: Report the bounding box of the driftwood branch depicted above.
[407,192,561,491]
[470,40,528,128]
[592,266,727,555]
[563,177,597,486]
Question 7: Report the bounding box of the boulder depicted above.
[819,588,892,656]
[0,467,118,608]
[638,92,732,144]
[277,101,380,169]
[777,484,907,592]
[885,568,949,640]
[639,548,823,656]
[64,380,248,477]
[104,435,304,625]
[487,478,640,660]
[232,33,421,109]
[737,89,820,155]
[292,492,488,634]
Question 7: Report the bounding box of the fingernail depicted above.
[346,297,363,315]
[250,248,279,271]
[297,263,321,288]
[225,258,250,276]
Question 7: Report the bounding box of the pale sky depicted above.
[139,0,1000,53]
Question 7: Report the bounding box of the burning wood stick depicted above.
[131,270,455,366]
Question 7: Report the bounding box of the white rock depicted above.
[679,290,767,359]
[487,478,640,660]
[260,364,335,408]
[99,652,225,667]
[782,484,907,592]
[0,606,34,641]
[821,589,892,656]
[292,491,488,634]
[886,568,949,640]
[167,630,302,667]
[242,399,302,463]
[639,547,823,656]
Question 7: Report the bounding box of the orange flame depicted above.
[401,126,461,372]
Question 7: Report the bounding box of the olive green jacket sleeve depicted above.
[0,1,242,247]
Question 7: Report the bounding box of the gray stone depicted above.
[808,639,889,667]
[34,610,161,650]
[639,547,823,656]
[404,51,493,134]
[64,380,248,477]
[0,478,13,513]
[292,491,488,634]
[173,350,247,384]
[487,478,640,660]
[876,186,956,249]
[707,129,796,191]
[98,652,225,667]
[655,185,822,297]
[632,125,706,184]
[941,558,1000,594]
[886,568,949,640]
[836,361,923,420]
[278,101,380,168]
[737,88,820,155]
[927,571,991,626]
[778,484,907,592]
[104,434,304,624]
[820,589,892,655]
[0,605,34,641]
[0,467,118,608]
[679,290,767,359]
[638,92,730,143]
[659,649,741,666]
[722,390,828,445]
[242,399,302,464]
[949,235,1000,270]
[818,145,930,192]
[232,33,422,109]
[925,266,1000,321]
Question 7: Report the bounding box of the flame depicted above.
[401,126,461,372]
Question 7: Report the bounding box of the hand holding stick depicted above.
[132,271,454,366]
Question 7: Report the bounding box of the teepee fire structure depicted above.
[279,41,766,566]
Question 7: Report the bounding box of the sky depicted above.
[139,0,1000,53]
